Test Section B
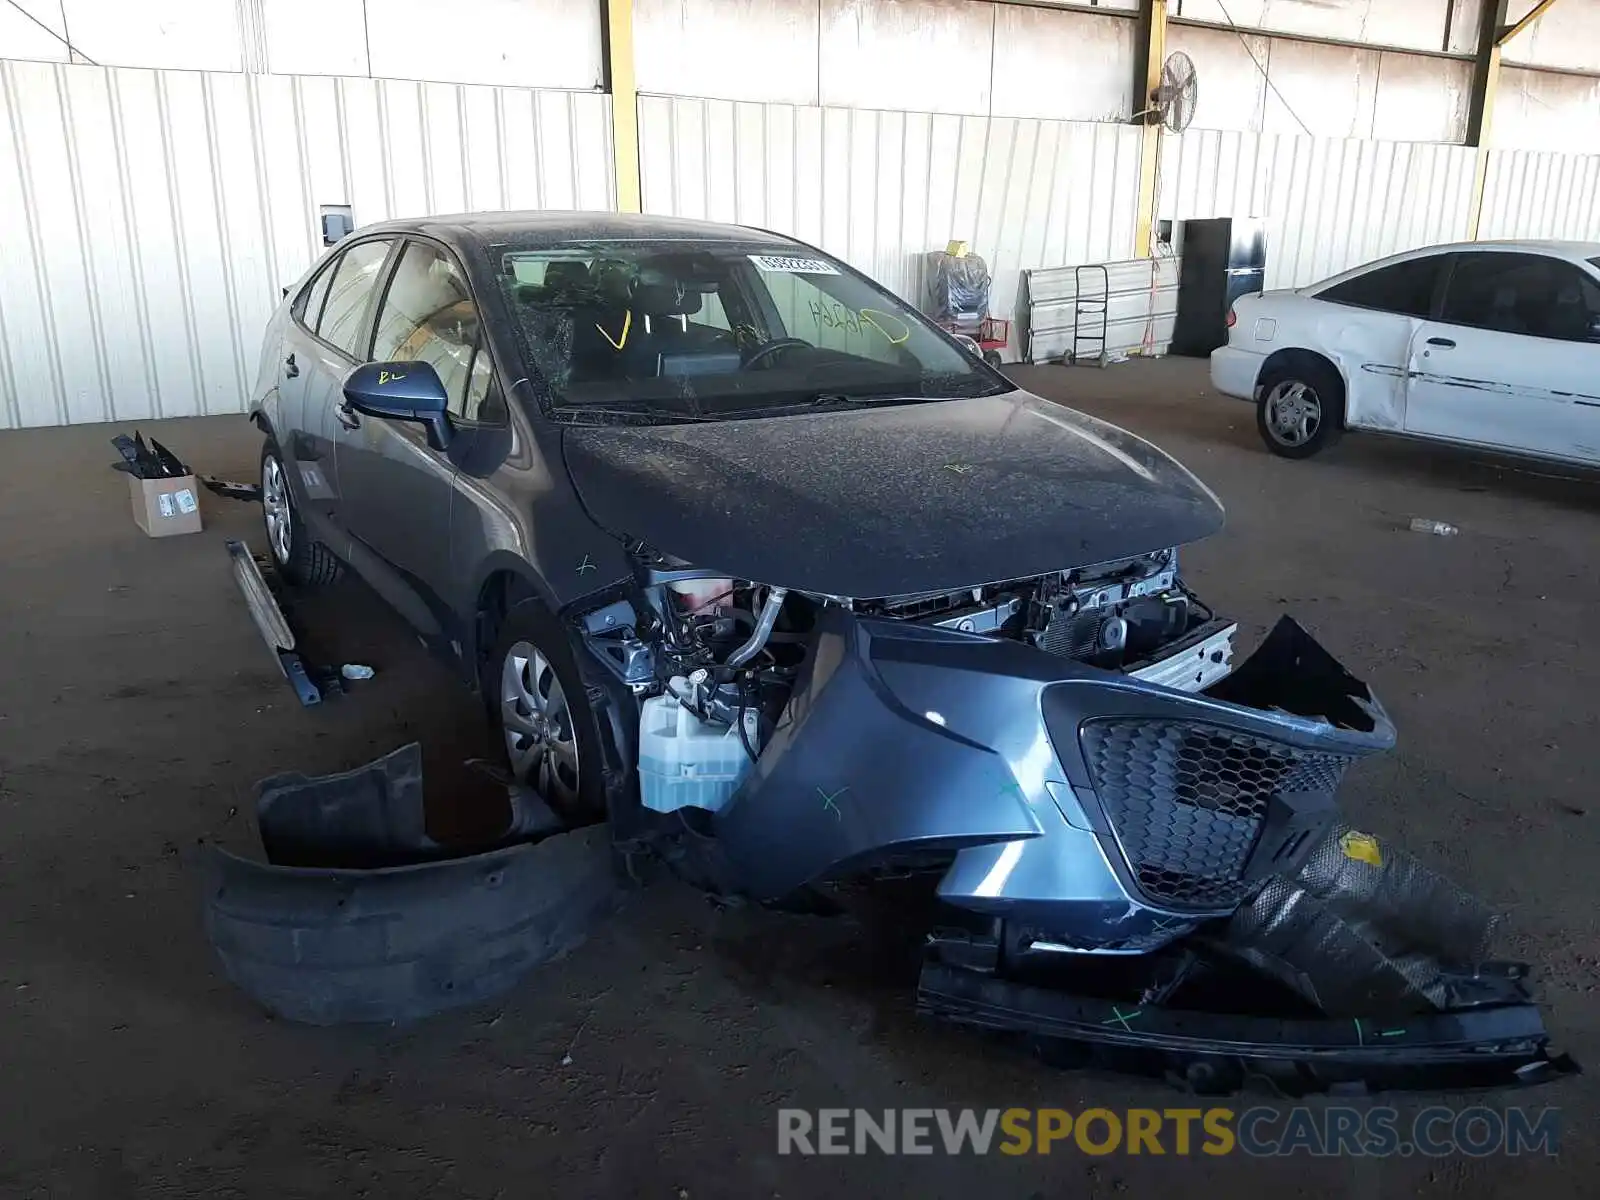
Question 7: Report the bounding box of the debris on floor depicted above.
[1408,518,1459,536]
[115,431,203,538]
[1219,821,1506,1016]
[200,475,263,503]
[918,817,1577,1095]
[110,431,189,480]
[340,663,376,681]
[226,538,324,706]
[204,743,618,1025]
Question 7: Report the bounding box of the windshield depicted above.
[491,239,1006,421]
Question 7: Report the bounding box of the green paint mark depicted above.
[818,786,847,822]
[944,463,973,475]
[1102,1007,1142,1031]
[1353,1018,1364,1045]
[576,555,597,575]
[1379,1028,1407,1038]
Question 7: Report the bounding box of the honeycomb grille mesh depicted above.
[1080,718,1352,910]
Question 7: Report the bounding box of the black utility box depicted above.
[1171,217,1267,357]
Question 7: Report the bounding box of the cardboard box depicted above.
[128,472,203,537]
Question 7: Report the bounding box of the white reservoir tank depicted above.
[638,679,760,814]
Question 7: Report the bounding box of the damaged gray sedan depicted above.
[247,212,1572,1088]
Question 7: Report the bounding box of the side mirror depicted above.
[342,361,453,450]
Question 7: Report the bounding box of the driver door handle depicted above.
[335,403,360,431]
[1426,337,1456,348]
[284,352,299,378]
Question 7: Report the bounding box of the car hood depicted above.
[560,389,1224,597]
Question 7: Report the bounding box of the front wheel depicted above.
[260,441,343,585]
[489,601,609,821]
[1256,361,1345,459]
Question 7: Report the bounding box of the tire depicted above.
[488,600,609,821]
[260,440,343,586]
[1256,359,1345,459]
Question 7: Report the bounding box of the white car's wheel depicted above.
[1256,362,1344,459]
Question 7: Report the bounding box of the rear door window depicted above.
[317,239,394,357]
[1318,257,1442,318]
[293,256,338,330]
[1441,252,1600,342]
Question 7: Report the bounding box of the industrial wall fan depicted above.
[1145,50,1198,133]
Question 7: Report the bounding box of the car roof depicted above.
[1411,238,1600,262]
[352,210,796,252]
[1304,238,1600,293]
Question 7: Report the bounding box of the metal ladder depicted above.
[1070,263,1111,367]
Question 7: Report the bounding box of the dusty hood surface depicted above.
[561,389,1224,597]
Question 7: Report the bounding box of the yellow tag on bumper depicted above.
[1340,830,1383,868]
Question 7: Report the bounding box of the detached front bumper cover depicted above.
[917,958,1578,1096]
[918,816,1579,1096]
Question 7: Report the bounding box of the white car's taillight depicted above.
[1226,307,1238,328]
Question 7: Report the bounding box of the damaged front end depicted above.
[570,550,1573,1092]
[585,546,1377,941]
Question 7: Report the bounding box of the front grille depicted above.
[1080,718,1351,910]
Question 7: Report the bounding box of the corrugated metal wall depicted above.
[1478,149,1600,242]
[1157,130,1479,290]
[0,59,613,430]
[637,93,1144,353]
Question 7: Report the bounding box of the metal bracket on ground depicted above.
[224,538,324,707]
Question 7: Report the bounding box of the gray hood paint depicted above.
[560,389,1225,597]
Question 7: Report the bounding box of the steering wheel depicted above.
[741,337,812,370]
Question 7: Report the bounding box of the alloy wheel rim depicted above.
[500,640,580,808]
[1266,381,1322,446]
[262,455,292,565]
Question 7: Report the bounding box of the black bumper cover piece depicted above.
[206,826,617,1025]
[204,745,616,1025]
[917,961,1578,1095]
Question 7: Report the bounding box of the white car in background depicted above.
[1210,240,1600,463]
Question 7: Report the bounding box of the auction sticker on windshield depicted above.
[749,254,839,275]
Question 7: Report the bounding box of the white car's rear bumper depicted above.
[1209,345,1263,403]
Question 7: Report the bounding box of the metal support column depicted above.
[601,0,641,213]
[1132,0,1168,259]
[1465,0,1512,239]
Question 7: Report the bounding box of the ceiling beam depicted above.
[1497,0,1561,47]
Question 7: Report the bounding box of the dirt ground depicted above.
[1,357,1596,1198]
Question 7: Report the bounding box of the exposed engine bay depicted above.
[583,546,1237,757]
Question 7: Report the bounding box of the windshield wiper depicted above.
[553,403,716,425]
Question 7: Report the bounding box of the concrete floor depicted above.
[1,358,1596,1197]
